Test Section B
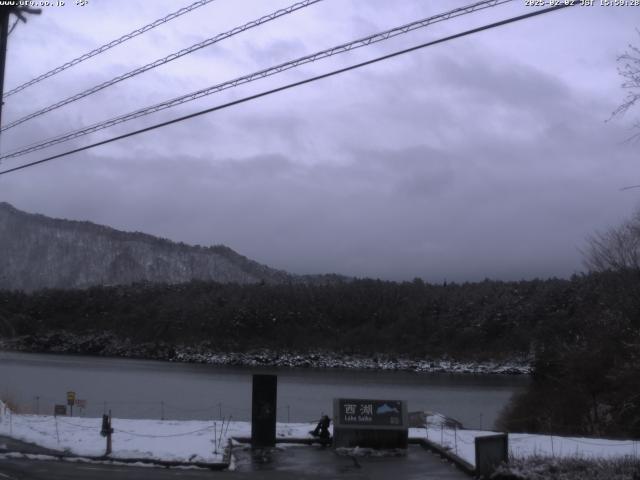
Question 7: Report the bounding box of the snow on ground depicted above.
[3,399,638,468]
[508,433,640,461]
[0,400,317,463]
[411,425,640,468]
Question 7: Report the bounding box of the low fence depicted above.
[2,394,306,423]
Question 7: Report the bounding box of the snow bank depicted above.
[508,432,640,461]
[0,403,317,463]
[172,349,531,375]
[494,455,640,480]
[413,425,640,468]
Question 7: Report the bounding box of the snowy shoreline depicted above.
[169,349,531,375]
[1,401,638,470]
[0,333,531,375]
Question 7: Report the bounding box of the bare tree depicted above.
[612,31,640,126]
[583,209,640,272]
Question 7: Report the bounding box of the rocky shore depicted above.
[0,331,531,375]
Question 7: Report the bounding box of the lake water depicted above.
[0,351,528,429]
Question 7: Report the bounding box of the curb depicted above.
[0,449,230,470]
[2,436,474,474]
[415,438,475,476]
[0,436,324,469]
[231,436,332,446]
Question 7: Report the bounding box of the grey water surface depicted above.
[0,351,528,428]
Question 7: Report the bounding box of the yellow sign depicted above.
[67,391,76,406]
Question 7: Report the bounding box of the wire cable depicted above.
[55,418,100,430]
[0,0,322,133]
[2,0,217,99]
[115,425,215,438]
[0,0,510,157]
[0,3,576,177]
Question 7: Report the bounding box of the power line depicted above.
[7,17,18,36]
[0,0,512,161]
[0,0,322,133]
[0,3,575,177]
[2,0,217,99]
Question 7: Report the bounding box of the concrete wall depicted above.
[333,428,408,449]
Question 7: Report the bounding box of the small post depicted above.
[454,425,458,454]
[101,410,113,456]
[218,417,224,448]
[224,415,231,438]
[54,415,60,445]
[161,401,164,421]
[35,396,40,415]
[425,413,429,441]
[107,410,112,455]
[67,391,76,417]
[213,422,218,454]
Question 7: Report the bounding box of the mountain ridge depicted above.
[0,202,298,291]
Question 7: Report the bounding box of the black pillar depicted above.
[0,8,10,129]
[251,374,277,448]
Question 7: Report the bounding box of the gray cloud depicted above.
[1,1,639,282]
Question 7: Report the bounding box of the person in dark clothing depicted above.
[311,414,331,439]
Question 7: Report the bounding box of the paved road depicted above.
[0,445,469,479]
[0,436,63,456]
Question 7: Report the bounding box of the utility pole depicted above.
[0,4,41,129]
[0,6,11,128]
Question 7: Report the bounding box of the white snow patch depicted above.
[0,400,316,464]
[6,398,634,471]
[414,425,640,468]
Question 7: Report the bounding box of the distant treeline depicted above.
[0,270,639,437]
[0,275,580,358]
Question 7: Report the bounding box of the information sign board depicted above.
[333,398,408,449]
[54,405,67,416]
[338,399,404,427]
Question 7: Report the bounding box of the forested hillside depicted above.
[0,271,634,360]
[0,202,293,291]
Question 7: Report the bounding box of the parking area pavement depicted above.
[0,445,469,479]
[232,444,470,479]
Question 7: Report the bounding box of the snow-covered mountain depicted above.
[0,202,293,291]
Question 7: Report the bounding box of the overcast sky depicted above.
[0,0,639,281]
